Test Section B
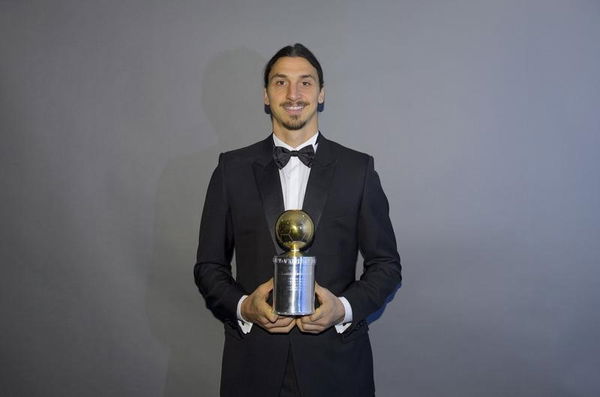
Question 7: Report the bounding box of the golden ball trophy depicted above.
[273,210,316,315]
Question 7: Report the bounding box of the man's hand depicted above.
[241,278,295,333]
[297,283,346,334]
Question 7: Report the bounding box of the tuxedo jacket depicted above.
[194,134,401,397]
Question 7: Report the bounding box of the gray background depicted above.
[2,1,599,396]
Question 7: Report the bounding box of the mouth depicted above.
[282,102,308,115]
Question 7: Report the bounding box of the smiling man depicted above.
[194,43,402,397]
[264,54,324,140]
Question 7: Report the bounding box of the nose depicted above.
[286,83,300,100]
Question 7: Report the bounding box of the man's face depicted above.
[264,56,324,133]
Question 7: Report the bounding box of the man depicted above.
[194,43,401,397]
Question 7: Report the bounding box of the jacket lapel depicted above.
[253,137,285,254]
[302,134,337,234]
[253,134,338,253]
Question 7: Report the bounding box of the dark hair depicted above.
[263,43,324,89]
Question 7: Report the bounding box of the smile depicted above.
[282,103,308,114]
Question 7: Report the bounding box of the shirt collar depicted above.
[272,131,319,151]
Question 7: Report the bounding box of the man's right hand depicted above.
[241,278,295,333]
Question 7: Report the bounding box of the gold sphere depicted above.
[275,210,315,252]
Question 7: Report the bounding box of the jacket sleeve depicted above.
[193,154,245,327]
[342,156,402,324]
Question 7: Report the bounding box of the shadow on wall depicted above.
[145,47,268,397]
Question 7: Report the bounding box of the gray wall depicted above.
[2,1,599,396]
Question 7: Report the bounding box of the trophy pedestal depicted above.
[273,254,316,316]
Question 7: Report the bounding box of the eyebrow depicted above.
[270,73,316,81]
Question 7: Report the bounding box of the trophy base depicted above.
[273,254,316,316]
[276,311,313,316]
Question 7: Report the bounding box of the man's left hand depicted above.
[296,283,345,334]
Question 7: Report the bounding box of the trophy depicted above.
[273,210,316,316]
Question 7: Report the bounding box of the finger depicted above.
[259,315,282,327]
[271,317,295,328]
[308,307,324,323]
[268,320,296,334]
[299,310,320,323]
[254,300,277,323]
[259,278,274,295]
[277,316,295,326]
[314,283,330,305]
[297,321,324,334]
[263,306,278,323]
[297,314,311,324]
[264,316,294,328]
[313,282,322,299]
[299,315,325,329]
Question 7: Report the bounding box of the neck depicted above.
[272,124,319,148]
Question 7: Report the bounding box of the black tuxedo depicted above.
[194,134,401,397]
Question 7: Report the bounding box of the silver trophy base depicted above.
[273,254,316,316]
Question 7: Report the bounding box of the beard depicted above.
[280,115,307,131]
[273,101,311,131]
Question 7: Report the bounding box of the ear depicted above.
[264,88,270,105]
[318,86,325,104]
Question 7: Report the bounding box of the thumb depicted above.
[264,305,278,323]
[309,306,322,322]
[314,282,324,294]
[259,278,274,295]
[314,282,327,304]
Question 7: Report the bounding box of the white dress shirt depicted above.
[237,132,352,334]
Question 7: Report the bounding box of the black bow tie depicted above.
[273,145,315,169]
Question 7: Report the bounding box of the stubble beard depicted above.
[280,115,307,131]
[274,101,311,131]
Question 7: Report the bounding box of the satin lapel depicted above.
[302,135,337,233]
[253,139,285,254]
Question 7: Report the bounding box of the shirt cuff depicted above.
[236,295,253,334]
[334,296,353,334]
